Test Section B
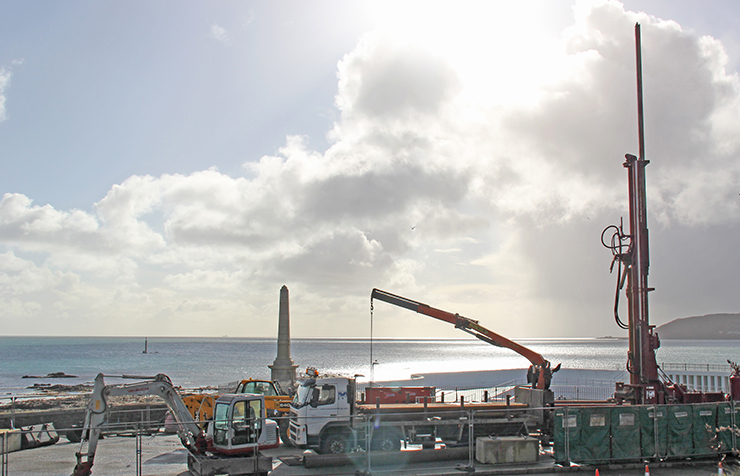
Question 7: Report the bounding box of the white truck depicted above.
[288,375,536,454]
[71,373,278,476]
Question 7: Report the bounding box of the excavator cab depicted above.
[211,394,271,454]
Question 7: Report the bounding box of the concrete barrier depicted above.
[20,423,59,449]
[0,429,22,453]
[475,436,539,464]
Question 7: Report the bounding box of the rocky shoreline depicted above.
[0,382,216,413]
[0,389,173,437]
[0,392,167,412]
[21,372,78,379]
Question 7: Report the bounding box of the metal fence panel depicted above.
[716,402,737,454]
[579,407,610,463]
[610,406,641,462]
[692,403,717,456]
[553,408,581,464]
[667,405,693,457]
[640,405,667,459]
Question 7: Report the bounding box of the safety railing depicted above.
[358,381,615,406]
[661,362,729,372]
[550,384,615,401]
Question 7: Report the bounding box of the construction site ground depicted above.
[0,434,727,476]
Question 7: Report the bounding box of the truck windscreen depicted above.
[292,384,312,408]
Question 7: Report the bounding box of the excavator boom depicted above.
[71,373,205,476]
[371,288,559,389]
[71,373,278,476]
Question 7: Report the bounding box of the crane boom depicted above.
[371,288,559,389]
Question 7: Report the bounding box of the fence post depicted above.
[564,407,570,464]
[136,424,143,476]
[468,409,475,470]
[365,414,372,476]
[9,397,15,430]
[252,428,259,476]
[2,431,7,476]
[653,406,659,461]
[733,400,737,454]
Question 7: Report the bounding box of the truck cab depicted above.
[288,377,354,452]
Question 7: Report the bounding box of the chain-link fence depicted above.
[2,403,733,475]
[2,404,547,475]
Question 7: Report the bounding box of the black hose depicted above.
[601,224,631,330]
[613,261,629,330]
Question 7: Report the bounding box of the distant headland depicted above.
[656,313,740,339]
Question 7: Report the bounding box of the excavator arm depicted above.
[371,288,560,389]
[71,373,206,476]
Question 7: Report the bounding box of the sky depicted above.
[1,0,740,339]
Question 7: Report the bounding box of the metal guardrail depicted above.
[660,362,729,372]
[359,382,616,404]
[0,408,175,475]
[551,385,615,401]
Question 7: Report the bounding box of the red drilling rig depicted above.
[601,24,724,405]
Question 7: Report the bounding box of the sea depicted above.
[0,337,738,397]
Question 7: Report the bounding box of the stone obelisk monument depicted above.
[269,285,298,393]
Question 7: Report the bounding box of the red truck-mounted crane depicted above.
[370,288,560,390]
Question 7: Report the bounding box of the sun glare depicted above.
[366,1,566,107]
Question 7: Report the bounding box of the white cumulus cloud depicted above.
[2,1,740,337]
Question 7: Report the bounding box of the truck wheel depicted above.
[320,433,349,454]
[370,430,401,452]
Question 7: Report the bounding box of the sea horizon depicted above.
[1,337,738,396]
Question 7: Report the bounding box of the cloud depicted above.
[336,33,462,121]
[2,0,740,337]
[209,23,231,46]
[0,193,100,250]
[0,68,10,122]
[0,250,60,295]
